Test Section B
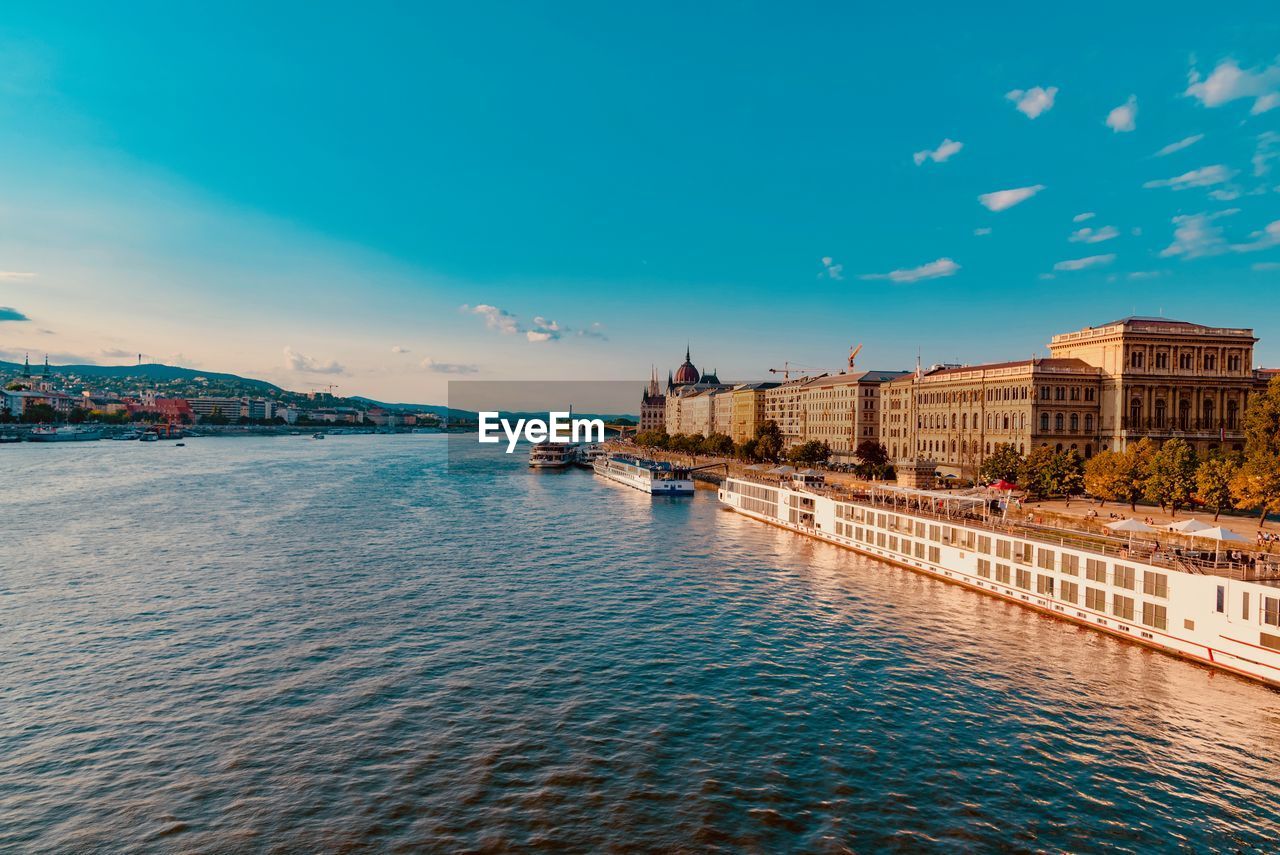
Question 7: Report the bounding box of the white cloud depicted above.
[1069,225,1119,243]
[1231,220,1280,253]
[390,345,410,354]
[1186,58,1280,114]
[0,271,36,280]
[1254,131,1280,176]
[1128,271,1162,280]
[422,358,479,374]
[461,303,603,343]
[464,303,520,335]
[1208,188,1241,201]
[1006,86,1057,119]
[1253,262,1280,271]
[1072,212,1096,223]
[819,256,844,280]
[913,138,964,166]
[973,227,992,236]
[1106,95,1138,132]
[979,184,1045,211]
[861,257,960,283]
[1142,164,1236,190]
[1158,210,1238,259]
[282,345,344,375]
[1053,254,1116,272]
[1154,134,1204,157]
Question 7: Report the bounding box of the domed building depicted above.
[659,345,734,436]
[672,346,700,387]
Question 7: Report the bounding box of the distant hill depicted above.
[0,360,284,392]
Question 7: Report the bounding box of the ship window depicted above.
[1061,554,1079,576]
[1037,549,1055,570]
[1114,565,1136,590]
[1243,592,1250,621]
[1142,572,1168,599]
[1265,597,1280,627]
[1085,587,1106,611]
[1036,575,1055,596]
[1113,595,1135,621]
[1015,569,1032,590]
[1141,603,1167,631]
[977,559,992,578]
[1216,585,1225,613]
[928,546,941,564]
[1086,559,1107,583]
[1060,581,1079,604]
[978,536,992,555]
[996,564,1012,584]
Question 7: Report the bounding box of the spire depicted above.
[23,353,30,377]
[686,343,691,362]
[43,354,50,375]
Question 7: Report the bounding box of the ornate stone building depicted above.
[639,368,665,432]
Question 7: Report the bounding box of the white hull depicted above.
[719,477,1280,689]
[594,457,694,495]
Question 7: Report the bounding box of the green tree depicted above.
[1142,438,1198,516]
[1233,376,1280,527]
[755,420,783,463]
[1084,451,1126,507]
[735,438,760,462]
[978,443,1024,486]
[1017,446,1057,497]
[22,403,57,423]
[1120,438,1158,511]
[854,439,888,468]
[1196,454,1240,521]
[700,432,735,457]
[786,440,831,465]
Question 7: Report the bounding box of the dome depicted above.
[673,345,699,385]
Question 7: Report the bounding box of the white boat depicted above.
[528,441,575,468]
[719,476,1280,689]
[28,426,103,442]
[139,432,159,442]
[574,443,607,468]
[593,454,695,494]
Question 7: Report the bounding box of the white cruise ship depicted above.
[574,443,607,468]
[528,441,576,468]
[720,475,1280,689]
[593,454,695,495]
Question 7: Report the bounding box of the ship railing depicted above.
[725,473,1280,581]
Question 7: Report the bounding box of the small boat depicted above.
[0,434,21,444]
[312,433,325,439]
[574,443,607,468]
[175,442,185,447]
[28,426,103,443]
[528,441,575,468]
[139,432,159,442]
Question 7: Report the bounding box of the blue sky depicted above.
[0,2,1278,401]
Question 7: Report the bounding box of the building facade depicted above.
[640,369,665,432]
[729,382,779,444]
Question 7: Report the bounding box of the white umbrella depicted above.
[1188,525,1252,564]
[770,465,796,475]
[1106,518,1155,534]
[1167,518,1212,534]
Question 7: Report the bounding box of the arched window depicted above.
[1085,414,1094,433]
[1040,413,1050,432]
[1203,399,1215,429]
[1070,413,1079,432]
[1154,400,1166,428]
[1084,443,1093,458]
[1055,413,1064,431]
[1002,414,1010,430]
[1130,398,1143,428]
[1227,400,1239,430]
[1179,399,1190,430]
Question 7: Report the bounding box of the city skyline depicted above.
[2,3,1279,402]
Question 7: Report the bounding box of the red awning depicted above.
[987,479,1021,491]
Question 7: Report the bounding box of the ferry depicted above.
[528,441,576,469]
[593,454,695,494]
[574,443,607,468]
[28,426,103,442]
[719,474,1280,689]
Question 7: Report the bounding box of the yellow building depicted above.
[730,383,778,444]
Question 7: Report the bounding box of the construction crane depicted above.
[309,383,340,397]
[848,343,863,369]
[768,362,836,380]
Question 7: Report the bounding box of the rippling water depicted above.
[5,435,1280,852]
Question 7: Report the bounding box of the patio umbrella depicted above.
[1167,518,1212,534]
[1188,525,1251,563]
[770,465,796,475]
[1106,518,1156,550]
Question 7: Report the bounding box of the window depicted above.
[1061,581,1079,604]
[1142,572,1168,599]
[1055,386,1066,401]
[996,564,1012,584]
[1061,554,1079,576]
[928,546,941,564]
[1114,565,1136,590]
[1040,413,1050,432]
[1216,585,1225,613]
[1036,574,1055,596]
[1264,597,1280,627]
[1085,414,1094,433]
[1243,592,1250,621]
[1204,354,1217,370]
[1086,559,1107,583]
[977,558,992,578]
[1055,413,1064,431]
[1037,549,1055,570]
[1016,568,1032,590]
[978,536,992,555]
[1142,602,1168,630]
[1070,413,1079,432]
[1086,587,1106,611]
[1113,595,1135,621]
[996,540,1012,559]
[1085,388,1095,402]
[1131,351,1145,368]
[1013,542,1032,564]
[1155,352,1168,369]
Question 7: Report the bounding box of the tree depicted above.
[700,432,734,457]
[1017,446,1058,498]
[735,438,760,462]
[755,420,783,463]
[1196,454,1240,521]
[786,440,831,465]
[22,403,57,423]
[1233,376,1280,527]
[854,440,888,468]
[978,443,1023,486]
[1142,438,1198,516]
[1121,438,1158,511]
[1084,451,1127,507]
[1051,450,1085,498]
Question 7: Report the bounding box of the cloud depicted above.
[1053,254,1116,272]
[861,257,960,283]
[282,345,344,374]
[1254,131,1280,176]
[0,307,30,322]
[1069,225,1119,244]
[1142,164,1236,190]
[1231,220,1280,253]
[0,271,36,281]
[1072,212,1096,223]
[979,184,1045,211]
[422,358,479,374]
[973,228,992,236]
[99,347,136,359]
[1208,188,1242,201]
[1158,210,1238,259]
[1253,262,1280,271]
[1006,86,1057,119]
[461,304,604,342]
[391,345,410,354]
[1155,134,1204,157]
[1186,58,1280,114]
[1106,95,1138,132]
[818,256,843,280]
[913,138,964,166]
[1128,271,1162,280]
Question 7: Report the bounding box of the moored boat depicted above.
[593,454,694,494]
[528,441,575,468]
[28,426,103,442]
[574,443,607,468]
